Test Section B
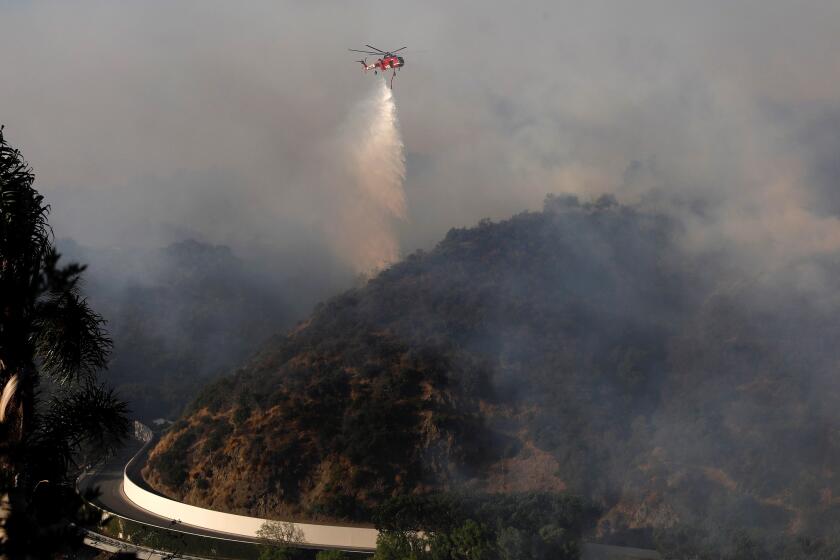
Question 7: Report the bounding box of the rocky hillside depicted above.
[144,195,840,546]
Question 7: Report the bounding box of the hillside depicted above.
[144,195,840,549]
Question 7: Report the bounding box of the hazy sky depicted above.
[3,1,840,274]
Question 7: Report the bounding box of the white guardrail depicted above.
[123,421,379,551]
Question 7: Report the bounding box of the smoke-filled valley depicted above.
[58,237,347,421]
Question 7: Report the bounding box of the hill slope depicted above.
[144,195,840,544]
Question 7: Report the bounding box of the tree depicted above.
[373,531,430,560]
[257,520,306,560]
[0,126,130,557]
[428,520,496,560]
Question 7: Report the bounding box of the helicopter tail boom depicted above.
[357,59,375,72]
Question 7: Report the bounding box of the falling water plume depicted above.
[332,77,407,275]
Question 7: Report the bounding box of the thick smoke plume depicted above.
[330,78,407,275]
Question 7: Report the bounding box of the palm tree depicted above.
[0,126,130,557]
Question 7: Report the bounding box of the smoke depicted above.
[56,237,304,421]
[329,77,408,275]
[4,1,840,280]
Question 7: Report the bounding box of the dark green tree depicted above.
[0,126,130,557]
[429,520,497,560]
[373,531,429,560]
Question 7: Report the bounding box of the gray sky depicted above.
[3,1,840,274]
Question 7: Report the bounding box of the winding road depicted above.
[80,433,660,559]
[79,437,265,545]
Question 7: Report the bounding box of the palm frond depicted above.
[34,289,112,383]
[31,381,130,479]
[1,128,52,278]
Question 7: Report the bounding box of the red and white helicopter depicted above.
[349,44,406,89]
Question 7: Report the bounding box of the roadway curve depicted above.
[81,431,660,559]
[79,436,266,546]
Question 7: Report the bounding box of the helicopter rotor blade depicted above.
[365,44,388,54]
[391,47,407,53]
[349,49,381,54]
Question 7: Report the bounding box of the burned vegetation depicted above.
[147,195,840,554]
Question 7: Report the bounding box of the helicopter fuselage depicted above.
[361,55,404,72]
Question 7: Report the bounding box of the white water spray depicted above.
[332,78,407,275]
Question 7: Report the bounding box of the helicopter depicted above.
[348,44,406,89]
